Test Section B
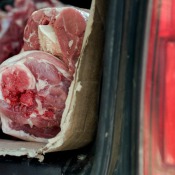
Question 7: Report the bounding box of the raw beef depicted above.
[0,0,36,63]
[23,7,89,74]
[0,51,71,142]
[0,0,63,63]
[0,6,89,142]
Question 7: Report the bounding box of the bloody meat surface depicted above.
[0,6,88,142]
[0,51,71,141]
[23,7,89,74]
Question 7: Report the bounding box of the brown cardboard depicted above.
[0,0,105,160]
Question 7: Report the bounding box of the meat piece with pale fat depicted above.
[0,51,71,142]
[23,7,89,74]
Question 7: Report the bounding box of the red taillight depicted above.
[164,43,175,166]
[143,0,175,174]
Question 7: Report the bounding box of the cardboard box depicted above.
[0,0,106,161]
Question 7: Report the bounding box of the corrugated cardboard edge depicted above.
[0,139,45,161]
[0,0,105,161]
[41,0,104,153]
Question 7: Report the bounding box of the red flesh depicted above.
[23,7,88,74]
[0,51,71,139]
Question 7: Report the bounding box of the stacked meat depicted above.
[0,7,89,142]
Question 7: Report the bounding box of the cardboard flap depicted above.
[0,139,45,161]
[42,0,106,153]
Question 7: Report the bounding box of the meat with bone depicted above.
[0,51,71,142]
[0,0,63,63]
[23,7,89,74]
[0,7,88,142]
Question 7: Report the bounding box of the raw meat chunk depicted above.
[0,0,64,63]
[0,6,89,142]
[0,0,36,63]
[0,51,71,142]
[23,7,89,74]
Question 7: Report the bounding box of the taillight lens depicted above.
[143,0,175,174]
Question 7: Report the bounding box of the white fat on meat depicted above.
[38,25,62,56]
[30,113,37,118]
[27,118,34,128]
[35,98,46,115]
[23,31,36,48]
[36,79,48,91]
[68,40,73,48]
[1,116,47,143]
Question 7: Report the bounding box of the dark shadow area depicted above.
[0,143,94,175]
[60,0,92,9]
